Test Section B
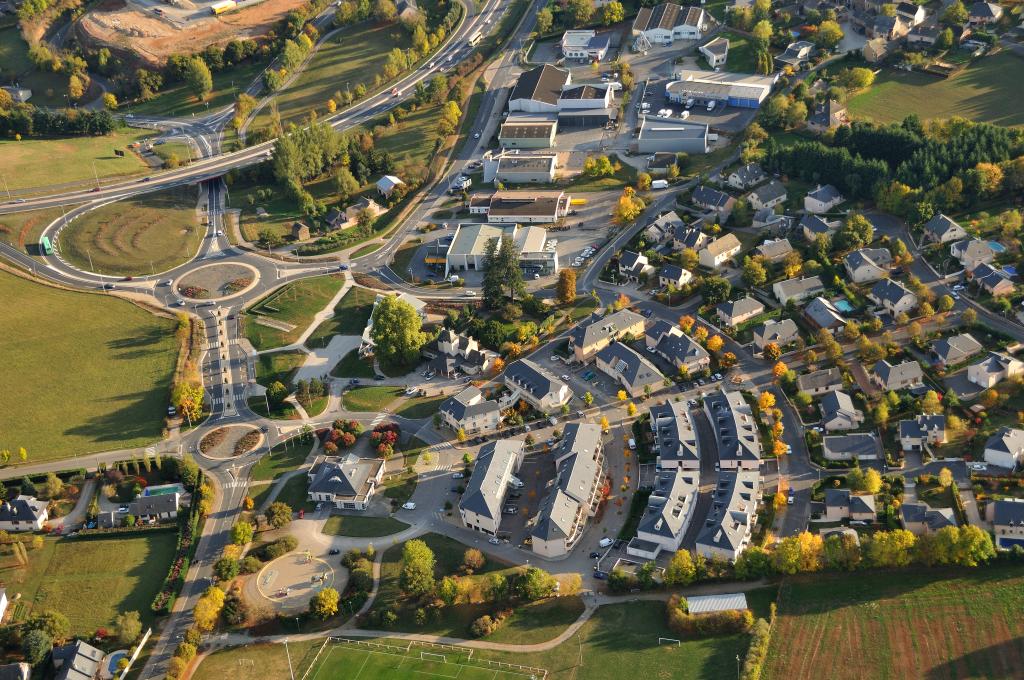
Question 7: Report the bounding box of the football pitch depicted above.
[304,639,546,680]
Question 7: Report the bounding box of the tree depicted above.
[43,472,62,499]
[536,6,553,32]
[438,576,459,605]
[707,335,724,353]
[266,502,292,528]
[941,0,967,25]
[678,315,695,333]
[114,611,142,645]
[921,390,942,414]
[557,269,577,305]
[22,629,51,666]
[601,0,624,24]
[183,56,213,101]
[763,342,782,362]
[518,567,557,600]
[568,0,594,26]
[214,557,240,581]
[373,0,397,21]
[758,391,776,410]
[627,402,638,417]
[772,361,788,380]
[335,167,360,200]
[814,20,844,49]
[751,19,772,47]
[700,276,732,305]
[173,381,204,422]
[962,308,977,326]
[938,467,953,489]
[102,92,118,110]
[401,539,436,596]
[600,416,610,432]
[27,611,70,643]
[371,295,427,366]
[583,391,594,407]
[637,172,652,191]
[664,550,696,586]
[309,587,340,619]
[463,548,486,572]
[742,255,767,287]
[612,188,645,224]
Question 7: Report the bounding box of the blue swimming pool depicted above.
[107,651,127,675]
[989,241,1007,253]
[833,299,855,313]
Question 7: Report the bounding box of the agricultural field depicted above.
[0,127,154,192]
[58,186,205,276]
[243,275,346,350]
[0,270,177,460]
[848,52,1024,127]
[763,565,1024,680]
[0,532,177,635]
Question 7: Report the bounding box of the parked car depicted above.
[598,537,613,548]
[329,548,340,555]
[502,506,518,515]
[589,551,602,559]
[488,537,501,545]
[401,502,417,510]
[592,570,609,580]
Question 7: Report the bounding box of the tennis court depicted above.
[304,639,545,680]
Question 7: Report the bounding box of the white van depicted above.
[628,438,637,450]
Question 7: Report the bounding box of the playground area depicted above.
[250,551,342,614]
[303,639,548,680]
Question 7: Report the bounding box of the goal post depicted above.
[658,638,681,646]
[419,651,447,663]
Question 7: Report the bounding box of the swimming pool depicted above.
[107,651,127,675]
[833,299,855,313]
[989,241,1007,253]
[143,483,185,497]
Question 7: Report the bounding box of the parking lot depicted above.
[636,78,759,134]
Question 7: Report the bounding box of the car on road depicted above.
[329,548,340,555]
[117,505,129,513]
[787,491,794,505]
[589,551,601,559]
[451,472,465,479]
[401,502,417,510]
[488,537,501,545]
[969,462,987,471]
[641,309,653,318]
[598,537,613,548]
[216,230,223,236]
[374,375,385,381]
[141,177,151,182]
[473,132,481,139]
[173,299,185,306]
[348,378,360,385]
[103,283,116,290]
[462,290,477,297]
[338,264,349,270]
[713,373,722,381]
[167,406,176,416]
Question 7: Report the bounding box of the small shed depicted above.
[292,222,310,241]
[685,593,749,614]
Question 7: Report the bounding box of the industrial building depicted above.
[482,151,558,184]
[560,30,610,61]
[507,65,616,127]
[635,115,709,154]
[666,69,777,109]
[468,190,571,224]
[443,223,558,277]
[631,3,709,46]
[498,116,558,149]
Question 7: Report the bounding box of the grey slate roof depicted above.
[823,433,882,460]
[775,276,825,302]
[695,469,759,553]
[753,318,800,347]
[504,359,568,402]
[596,342,664,391]
[440,386,500,422]
[130,491,180,516]
[750,179,787,205]
[704,389,762,464]
[820,390,860,425]
[807,183,841,204]
[534,423,603,542]
[923,213,965,241]
[510,64,570,105]
[532,488,581,541]
[870,278,916,307]
[799,214,834,236]
[901,502,957,530]
[53,641,104,680]
[655,329,710,367]
[308,454,384,501]
[659,264,689,283]
[461,440,525,521]
[692,185,732,209]
[568,308,645,351]
[873,359,924,389]
[730,163,765,187]
[649,400,699,465]
[717,296,764,322]
[637,468,699,540]
[0,496,46,524]
[824,488,876,515]
[844,247,892,277]
[797,367,842,393]
[985,427,1024,457]
[804,296,846,329]
[932,333,982,365]
[754,238,793,261]
[899,414,946,440]
[992,499,1024,527]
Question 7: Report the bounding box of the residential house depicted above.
[699,36,730,67]
[754,209,791,232]
[899,414,947,451]
[797,367,843,396]
[773,275,825,304]
[969,263,1016,297]
[423,328,499,376]
[716,296,764,327]
[698,233,742,269]
[727,163,767,190]
[775,40,814,68]
[503,359,572,411]
[439,386,502,434]
[567,309,647,363]
[307,454,386,511]
[990,499,1024,549]
[618,250,656,281]
[627,468,700,559]
[969,1,1003,25]
[870,14,909,40]
[822,433,882,461]
[968,351,1024,388]
[820,390,865,431]
[747,180,787,211]
[752,318,800,351]
[673,223,710,251]
[754,238,793,263]
[804,184,844,213]
[872,359,924,391]
[692,185,736,219]
[375,175,405,198]
[806,99,848,133]
[291,222,310,241]
[907,24,940,45]
[531,424,605,557]
[646,320,712,373]
[129,487,182,521]
[344,197,384,225]
[799,214,838,242]
[951,238,997,270]
[695,470,760,561]
[901,502,957,535]
[824,489,877,522]
[0,496,47,532]
[895,1,927,25]
[869,278,918,315]
[703,389,762,470]
[396,0,419,21]
[922,213,967,244]
[52,640,104,680]
[632,3,709,45]
[644,211,685,243]
[595,342,665,397]
[931,333,983,367]
[460,440,526,535]
[649,400,700,470]
[804,296,846,332]
[984,426,1024,470]
[659,264,693,288]
[844,247,893,284]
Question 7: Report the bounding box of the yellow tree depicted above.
[773,490,787,510]
[758,391,776,410]
[627,402,638,417]
[763,342,782,362]
[772,420,784,438]
[678,315,695,333]
[599,416,610,432]
[773,439,788,456]
[693,327,709,344]
[617,390,627,402]
[772,360,788,380]
[706,335,724,353]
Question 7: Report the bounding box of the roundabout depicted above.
[250,551,345,614]
[175,262,260,300]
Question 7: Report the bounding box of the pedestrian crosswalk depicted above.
[432,441,454,451]
[221,480,247,490]
[370,413,388,427]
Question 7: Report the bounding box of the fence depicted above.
[117,627,152,680]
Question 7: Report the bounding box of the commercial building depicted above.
[635,115,710,154]
[561,30,610,61]
[443,223,558,277]
[632,3,709,45]
[498,117,558,149]
[703,389,762,469]
[472,190,572,224]
[307,454,386,511]
[460,440,526,535]
[490,153,558,184]
[508,64,571,114]
[666,69,777,109]
[695,470,760,562]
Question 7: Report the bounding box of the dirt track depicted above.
[77,0,309,65]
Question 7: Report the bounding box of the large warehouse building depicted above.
[635,115,709,154]
[507,65,616,128]
[444,223,559,276]
[665,69,777,109]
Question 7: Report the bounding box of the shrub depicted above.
[240,556,263,574]
[175,642,197,662]
[666,595,754,636]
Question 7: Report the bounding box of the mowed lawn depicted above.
[0,532,177,635]
[251,22,411,130]
[717,31,755,73]
[342,386,403,411]
[763,565,1024,680]
[0,207,65,252]
[244,275,346,350]
[848,52,1024,126]
[0,270,177,460]
[307,286,378,348]
[0,128,154,191]
[321,515,409,537]
[59,186,205,276]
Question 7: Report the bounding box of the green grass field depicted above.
[321,515,410,537]
[0,26,78,108]
[251,23,411,131]
[394,394,446,419]
[270,473,316,511]
[331,349,376,378]
[308,641,539,680]
[244,276,346,350]
[0,270,177,460]
[254,350,307,388]
[234,174,343,244]
[342,386,403,411]
[0,532,177,635]
[763,565,1024,680]
[847,52,1024,126]
[717,31,755,73]
[131,58,268,118]
[0,207,64,252]
[0,128,154,191]
[251,438,312,481]
[59,186,204,276]
[307,286,378,347]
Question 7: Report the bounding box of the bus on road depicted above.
[468,30,483,47]
[40,236,53,256]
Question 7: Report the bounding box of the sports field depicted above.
[0,128,154,191]
[847,52,1024,127]
[58,186,205,275]
[0,269,177,460]
[763,565,1024,680]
